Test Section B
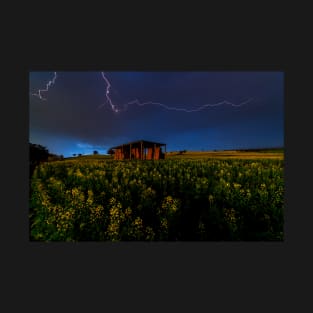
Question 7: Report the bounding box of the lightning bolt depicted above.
[30,71,254,112]
[125,98,253,113]
[31,72,57,100]
[98,72,120,112]
[99,72,254,113]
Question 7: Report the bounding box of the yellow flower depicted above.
[125,207,132,217]
[233,183,241,189]
[160,218,168,230]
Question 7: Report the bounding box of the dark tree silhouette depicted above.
[107,148,115,155]
[93,150,98,155]
[78,153,82,157]
[73,154,76,157]
[29,143,49,178]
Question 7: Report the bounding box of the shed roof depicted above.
[110,139,166,150]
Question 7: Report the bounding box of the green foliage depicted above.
[29,158,284,241]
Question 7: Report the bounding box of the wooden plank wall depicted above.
[114,144,163,160]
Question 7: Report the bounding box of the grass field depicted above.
[66,150,284,161]
[166,150,284,160]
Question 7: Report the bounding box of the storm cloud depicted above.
[29,71,284,156]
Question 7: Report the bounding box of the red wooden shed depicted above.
[109,140,166,160]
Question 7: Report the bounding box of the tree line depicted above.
[29,143,64,178]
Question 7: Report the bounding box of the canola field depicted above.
[29,158,284,241]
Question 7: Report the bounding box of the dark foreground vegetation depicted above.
[30,158,284,241]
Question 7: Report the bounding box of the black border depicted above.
[3,4,311,312]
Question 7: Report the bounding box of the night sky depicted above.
[29,71,284,157]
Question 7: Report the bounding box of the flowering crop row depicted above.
[29,158,284,241]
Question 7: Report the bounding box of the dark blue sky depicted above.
[29,71,284,157]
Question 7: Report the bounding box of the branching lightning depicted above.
[31,72,57,100]
[98,72,120,112]
[31,71,254,112]
[100,72,253,113]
